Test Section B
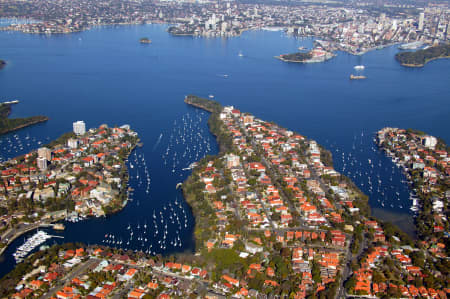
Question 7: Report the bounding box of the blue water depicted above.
[0,24,449,277]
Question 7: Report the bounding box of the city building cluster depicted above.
[0,0,448,54]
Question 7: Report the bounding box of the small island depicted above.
[395,43,450,67]
[0,102,49,135]
[276,47,335,63]
[0,59,6,69]
[277,51,312,62]
[139,37,152,44]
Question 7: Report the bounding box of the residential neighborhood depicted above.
[377,127,449,244]
[0,99,448,298]
[0,121,139,254]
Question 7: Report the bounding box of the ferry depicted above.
[1,100,19,105]
[354,65,365,70]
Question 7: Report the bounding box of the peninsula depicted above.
[277,47,334,64]
[395,43,450,67]
[0,98,448,298]
[0,122,138,259]
[0,102,48,135]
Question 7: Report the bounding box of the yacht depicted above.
[13,231,52,262]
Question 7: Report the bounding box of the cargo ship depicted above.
[350,74,366,80]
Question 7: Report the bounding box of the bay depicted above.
[0,23,449,278]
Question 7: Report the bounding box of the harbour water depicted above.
[0,23,449,277]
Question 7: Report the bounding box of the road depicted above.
[112,279,135,299]
[41,258,99,299]
[336,240,353,299]
[336,234,367,299]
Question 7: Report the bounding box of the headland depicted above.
[395,43,450,67]
[0,122,139,258]
[0,102,48,136]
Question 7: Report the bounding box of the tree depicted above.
[311,261,321,283]
[345,276,356,292]
[372,270,385,284]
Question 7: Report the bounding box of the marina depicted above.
[322,130,417,236]
[12,231,62,263]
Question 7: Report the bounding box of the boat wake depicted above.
[152,133,163,151]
